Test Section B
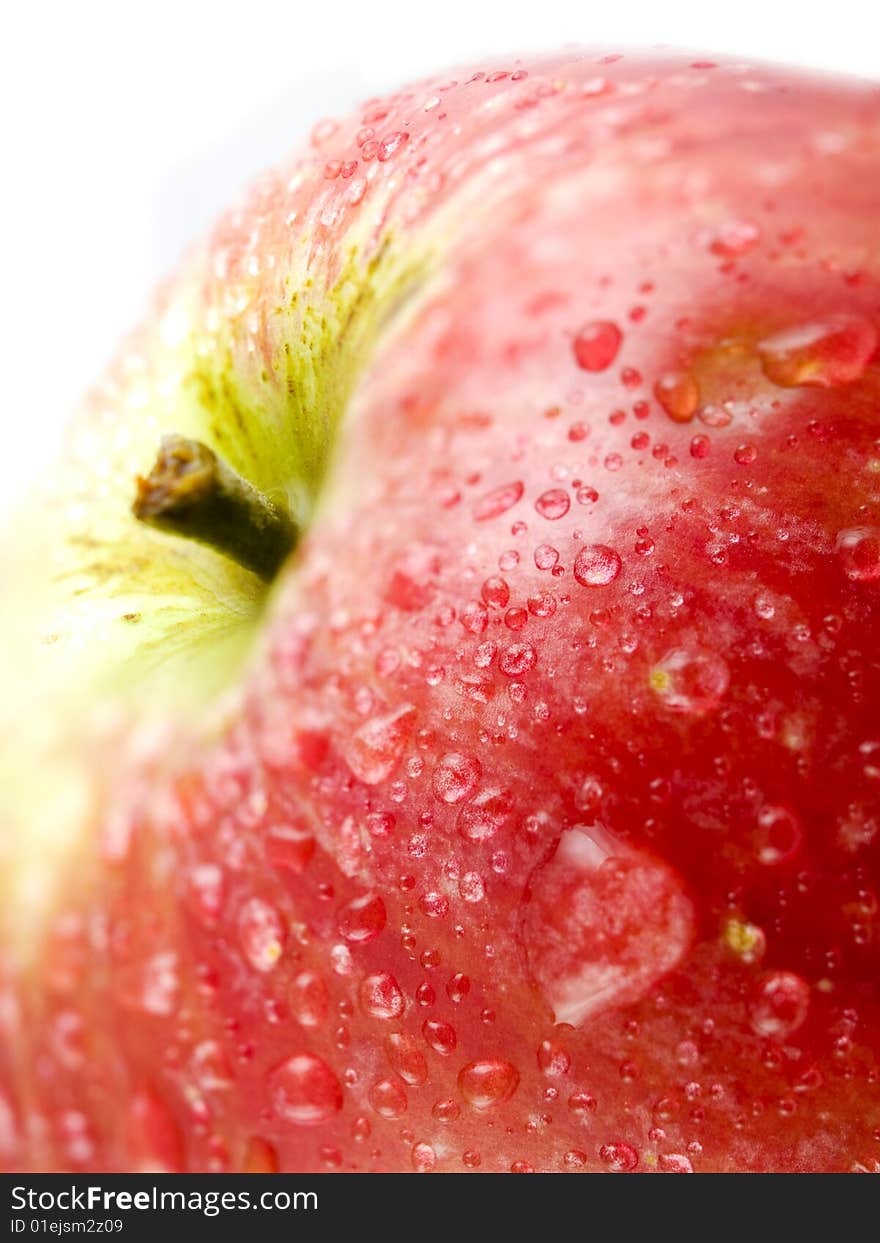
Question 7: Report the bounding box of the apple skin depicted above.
[3,51,880,1173]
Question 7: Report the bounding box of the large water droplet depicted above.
[481,576,510,608]
[385,1032,429,1086]
[499,643,537,677]
[650,647,729,716]
[659,1152,694,1173]
[377,131,409,161]
[523,829,693,1025]
[238,898,286,972]
[423,1019,457,1055]
[537,1039,571,1076]
[474,481,524,521]
[265,823,316,873]
[535,489,571,520]
[654,370,700,422]
[433,753,482,804]
[758,312,877,388]
[460,600,489,634]
[359,972,405,1020]
[191,1040,233,1093]
[447,973,470,1003]
[458,1059,520,1109]
[458,787,513,842]
[836,527,880,582]
[750,971,810,1038]
[368,1077,407,1119]
[534,544,559,570]
[573,544,621,587]
[411,1141,436,1171]
[755,805,802,865]
[573,321,623,372]
[344,705,416,784]
[599,1141,639,1172]
[267,1054,343,1125]
[290,970,329,1027]
[337,893,387,944]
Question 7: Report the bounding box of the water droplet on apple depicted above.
[412,1140,436,1171]
[459,871,485,902]
[481,576,510,608]
[755,805,802,865]
[432,752,481,803]
[337,893,387,944]
[734,442,757,466]
[265,823,316,873]
[659,1152,694,1173]
[758,312,877,388]
[368,1076,408,1119]
[534,543,559,570]
[432,1097,460,1122]
[836,527,880,582]
[377,131,409,161]
[599,1141,639,1171]
[238,898,286,972]
[573,544,621,587]
[191,1040,233,1092]
[535,489,571,519]
[344,705,416,784]
[537,1039,571,1076]
[457,787,513,842]
[290,970,329,1027]
[698,403,731,428]
[458,1059,520,1109]
[650,647,730,716]
[419,891,450,918]
[267,1054,343,1125]
[527,590,557,618]
[750,971,810,1038]
[423,1019,457,1055]
[654,370,700,422]
[523,830,693,1025]
[460,600,489,634]
[385,1032,428,1085]
[474,481,524,521]
[359,972,405,1019]
[446,972,470,1003]
[499,643,537,676]
[723,917,766,964]
[573,320,623,372]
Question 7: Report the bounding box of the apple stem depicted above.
[132,435,298,581]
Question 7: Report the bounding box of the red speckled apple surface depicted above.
[1,50,880,1173]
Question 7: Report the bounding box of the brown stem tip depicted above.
[133,435,298,582]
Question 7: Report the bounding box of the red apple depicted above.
[2,50,880,1173]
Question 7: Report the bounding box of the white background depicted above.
[1,0,875,513]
